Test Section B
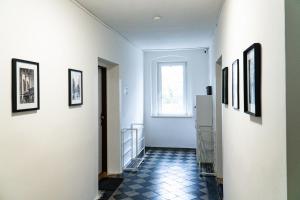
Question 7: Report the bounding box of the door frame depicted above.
[98,57,121,176]
[214,56,223,179]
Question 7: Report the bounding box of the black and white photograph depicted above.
[232,59,239,109]
[222,67,228,105]
[68,69,83,106]
[12,58,40,112]
[243,43,261,116]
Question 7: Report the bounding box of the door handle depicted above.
[100,114,105,126]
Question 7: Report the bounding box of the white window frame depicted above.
[156,62,189,117]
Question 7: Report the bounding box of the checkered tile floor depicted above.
[110,148,218,200]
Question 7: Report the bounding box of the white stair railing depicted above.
[121,123,145,171]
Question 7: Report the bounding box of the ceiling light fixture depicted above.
[153,16,162,21]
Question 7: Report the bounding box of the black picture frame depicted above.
[243,43,261,116]
[68,69,83,106]
[232,59,239,109]
[222,67,228,105]
[12,58,40,113]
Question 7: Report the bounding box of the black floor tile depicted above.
[109,148,219,200]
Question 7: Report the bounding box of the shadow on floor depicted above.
[205,176,221,200]
[98,177,123,200]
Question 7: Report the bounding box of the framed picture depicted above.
[12,58,40,112]
[222,67,228,105]
[68,69,83,106]
[232,59,239,109]
[243,43,261,116]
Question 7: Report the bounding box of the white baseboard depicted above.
[94,190,105,200]
[93,192,100,200]
[94,196,99,200]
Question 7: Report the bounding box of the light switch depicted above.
[124,87,129,96]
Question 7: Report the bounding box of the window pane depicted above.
[159,63,186,115]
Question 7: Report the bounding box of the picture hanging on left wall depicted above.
[68,69,83,106]
[12,58,40,112]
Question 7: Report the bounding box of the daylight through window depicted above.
[158,62,187,116]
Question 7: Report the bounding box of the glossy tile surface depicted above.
[110,148,219,200]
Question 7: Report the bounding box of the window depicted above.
[157,62,187,116]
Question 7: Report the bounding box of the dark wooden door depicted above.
[99,67,107,174]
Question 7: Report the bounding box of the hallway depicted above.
[1,1,299,200]
[110,148,219,200]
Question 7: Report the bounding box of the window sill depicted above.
[151,115,193,118]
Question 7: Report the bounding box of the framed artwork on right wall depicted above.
[232,59,239,109]
[222,67,228,105]
[243,43,261,116]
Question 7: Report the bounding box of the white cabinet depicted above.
[196,95,213,127]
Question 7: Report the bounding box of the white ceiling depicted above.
[76,0,223,50]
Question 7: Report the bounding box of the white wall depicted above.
[210,0,287,200]
[144,49,209,148]
[285,1,300,199]
[0,1,143,200]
